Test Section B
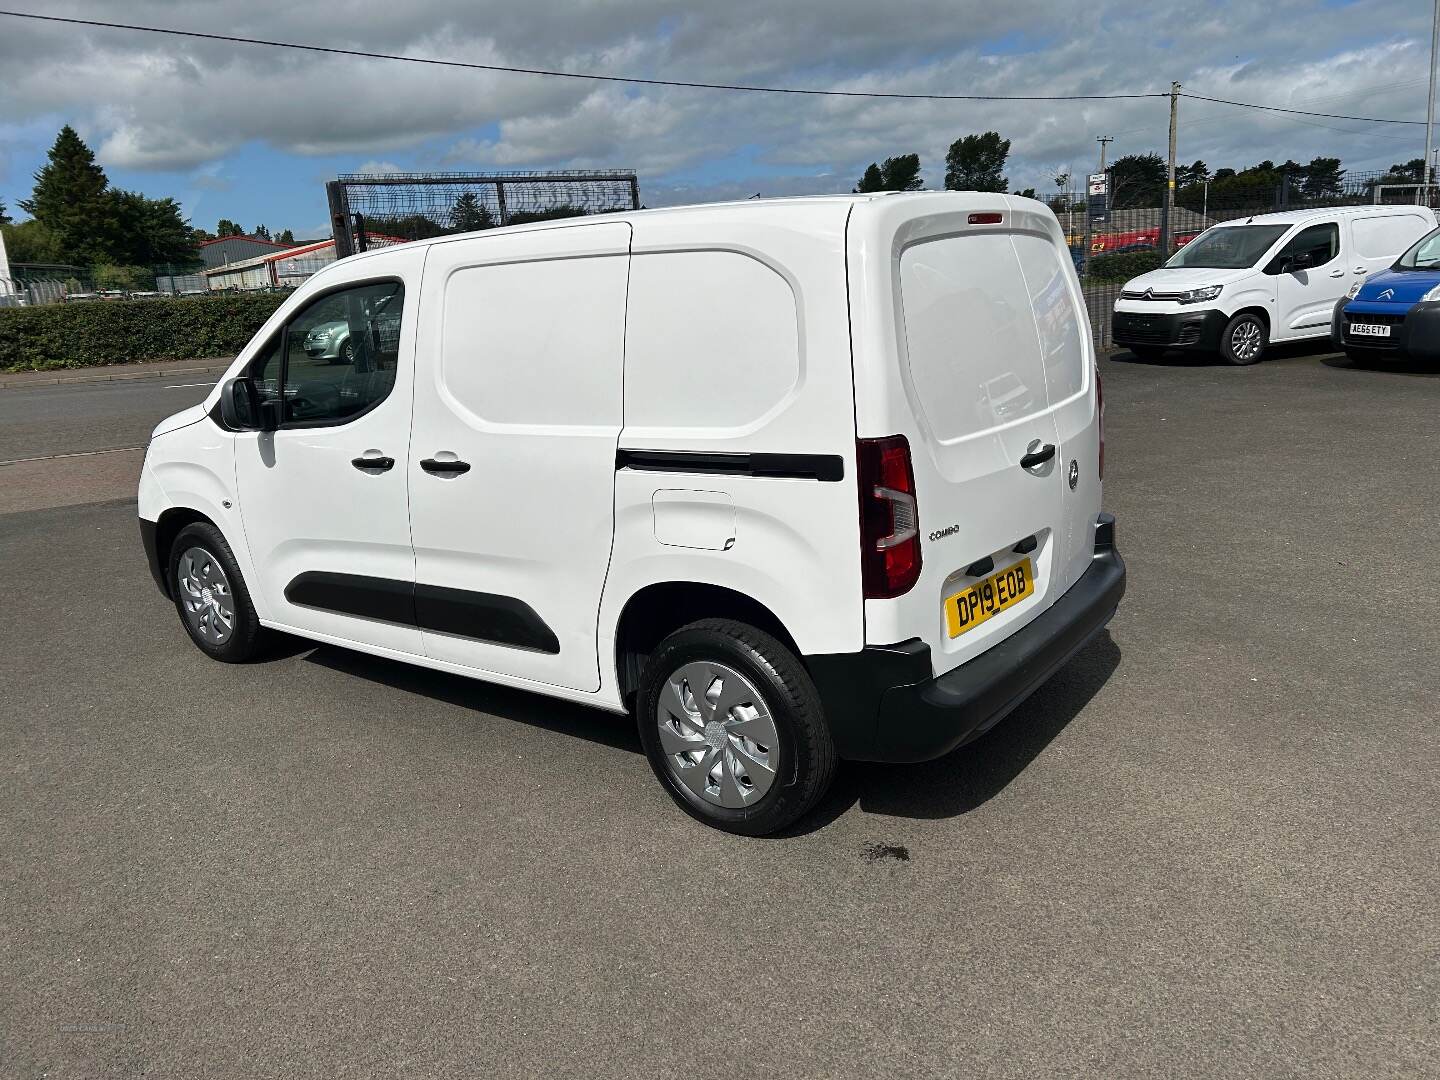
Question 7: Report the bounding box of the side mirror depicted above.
[1288,250,1316,272]
[218,376,258,429]
[218,377,283,432]
[257,398,284,432]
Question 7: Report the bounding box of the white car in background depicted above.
[1112,204,1436,364]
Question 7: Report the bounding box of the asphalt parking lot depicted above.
[2,347,1437,1078]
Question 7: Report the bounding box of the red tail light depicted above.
[1096,364,1106,481]
[857,435,921,599]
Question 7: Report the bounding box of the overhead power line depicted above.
[1180,91,1427,125]
[1,9,1428,126]
[0,10,1166,102]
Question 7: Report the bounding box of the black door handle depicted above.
[1019,443,1056,470]
[420,457,471,476]
[351,455,395,472]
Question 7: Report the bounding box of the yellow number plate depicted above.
[944,557,1035,638]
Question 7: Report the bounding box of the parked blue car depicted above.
[1333,225,1440,363]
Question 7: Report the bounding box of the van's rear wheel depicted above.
[636,619,836,836]
[1220,313,1267,365]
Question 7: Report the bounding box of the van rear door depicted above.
[848,194,1100,675]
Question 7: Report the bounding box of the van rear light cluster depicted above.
[857,435,922,599]
[1096,364,1106,481]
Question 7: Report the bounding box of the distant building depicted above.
[203,236,406,291]
[198,235,295,269]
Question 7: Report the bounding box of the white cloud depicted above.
[0,0,1434,201]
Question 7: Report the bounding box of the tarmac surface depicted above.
[2,346,1437,1078]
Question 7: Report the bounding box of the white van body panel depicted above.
[410,222,632,692]
[601,200,865,675]
[848,193,1100,675]
[1115,205,1437,343]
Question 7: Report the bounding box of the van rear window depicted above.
[898,233,1054,443]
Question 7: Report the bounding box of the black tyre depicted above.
[1127,345,1167,361]
[339,339,355,364]
[1220,312,1267,365]
[167,521,267,663]
[636,619,836,836]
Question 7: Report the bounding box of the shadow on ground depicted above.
[301,642,643,755]
[286,625,1121,835]
[1106,341,1338,367]
[795,632,1121,832]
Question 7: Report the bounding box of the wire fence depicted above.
[325,169,641,255]
[0,262,216,307]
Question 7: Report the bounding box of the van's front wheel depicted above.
[636,619,836,836]
[1220,313,1267,365]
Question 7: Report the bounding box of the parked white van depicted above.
[1112,204,1436,364]
[139,193,1125,834]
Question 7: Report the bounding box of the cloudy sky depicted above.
[0,0,1436,237]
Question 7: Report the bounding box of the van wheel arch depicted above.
[1232,306,1270,333]
[614,582,799,708]
[152,508,221,598]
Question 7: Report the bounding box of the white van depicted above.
[1112,204,1436,364]
[139,193,1125,835]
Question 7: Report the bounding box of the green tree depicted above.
[1108,153,1167,209]
[216,219,245,237]
[18,125,114,263]
[854,154,924,193]
[1016,187,1037,199]
[252,223,272,240]
[854,162,886,192]
[0,218,66,263]
[108,191,196,265]
[276,228,295,244]
[1176,160,1210,188]
[449,192,495,231]
[1386,159,1426,182]
[944,132,1010,192]
[0,199,11,226]
[1302,157,1344,198]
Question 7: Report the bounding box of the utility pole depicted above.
[1160,82,1180,258]
[1096,135,1113,176]
[1426,0,1439,196]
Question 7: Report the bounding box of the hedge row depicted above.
[0,292,287,372]
[1086,249,1166,284]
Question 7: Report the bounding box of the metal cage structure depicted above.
[325,170,641,257]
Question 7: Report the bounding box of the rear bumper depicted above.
[1333,298,1440,361]
[1112,307,1227,351]
[808,514,1125,763]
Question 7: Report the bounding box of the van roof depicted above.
[336,190,1027,266]
[1210,203,1434,229]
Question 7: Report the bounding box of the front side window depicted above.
[248,280,404,426]
[1166,225,1290,270]
[1274,223,1339,269]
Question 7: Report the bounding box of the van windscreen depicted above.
[1165,224,1289,269]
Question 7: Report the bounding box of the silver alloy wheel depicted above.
[655,661,780,809]
[1231,320,1263,361]
[177,546,235,645]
